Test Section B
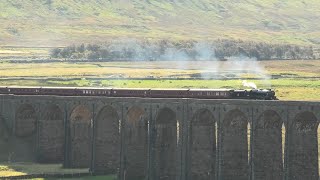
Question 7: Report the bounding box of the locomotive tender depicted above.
[0,86,277,100]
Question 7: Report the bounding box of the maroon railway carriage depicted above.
[111,88,150,97]
[150,89,189,98]
[0,86,40,95]
[78,88,112,96]
[188,89,233,99]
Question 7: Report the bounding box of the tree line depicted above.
[50,39,317,61]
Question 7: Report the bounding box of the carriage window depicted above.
[216,92,219,96]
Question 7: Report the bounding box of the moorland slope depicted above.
[1,0,320,47]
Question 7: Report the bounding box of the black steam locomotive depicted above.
[0,86,278,100]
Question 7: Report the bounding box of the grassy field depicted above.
[0,163,116,180]
[0,47,50,59]
[0,60,319,101]
[0,163,88,177]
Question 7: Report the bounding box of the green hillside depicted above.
[1,0,320,47]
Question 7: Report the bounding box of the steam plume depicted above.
[242,80,257,89]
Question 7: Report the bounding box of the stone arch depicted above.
[155,107,177,180]
[70,105,92,168]
[189,108,216,180]
[38,104,64,163]
[94,105,120,174]
[124,106,148,180]
[253,110,283,180]
[289,111,318,180]
[221,109,249,180]
[15,104,36,137]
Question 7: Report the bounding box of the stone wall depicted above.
[0,95,319,180]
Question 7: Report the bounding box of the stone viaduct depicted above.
[0,94,319,180]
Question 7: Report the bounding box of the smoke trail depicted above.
[242,80,257,89]
[98,39,271,88]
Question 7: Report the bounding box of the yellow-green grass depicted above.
[32,176,116,180]
[0,60,318,78]
[0,60,319,101]
[0,163,88,177]
[0,47,50,58]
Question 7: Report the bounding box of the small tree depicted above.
[77,44,85,53]
[50,48,61,58]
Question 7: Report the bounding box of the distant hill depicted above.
[1,0,320,47]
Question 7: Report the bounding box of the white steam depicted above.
[100,39,271,88]
[242,80,257,89]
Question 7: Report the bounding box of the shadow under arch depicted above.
[124,106,148,180]
[253,110,283,180]
[14,104,37,162]
[0,115,11,162]
[69,105,92,168]
[189,108,216,180]
[94,105,120,174]
[38,104,64,163]
[15,104,37,137]
[289,111,318,180]
[154,107,177,180]
[221,109,249,180]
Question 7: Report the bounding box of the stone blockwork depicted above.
[188,109,216,180]
[253,110,283,180]
[0,95,319,180]
[288,111,319,180]
[38,104,64,163]
[94,105,121,174]
[123,106,148,180]
[69,105,92,168]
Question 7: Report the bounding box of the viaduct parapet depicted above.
[0,94,319,180]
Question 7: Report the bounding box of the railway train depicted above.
[0,86,278,100]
